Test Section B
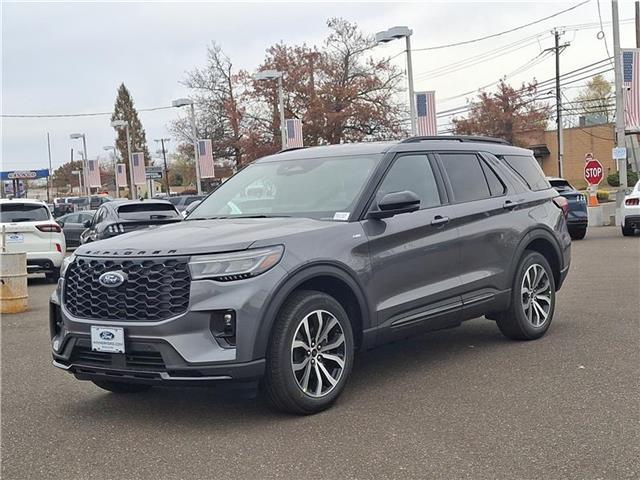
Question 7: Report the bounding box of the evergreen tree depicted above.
[111,83,151,166]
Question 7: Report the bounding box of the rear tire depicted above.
[569,227,587,240]
[496,251,556,341]
[92,380,152,394]
[263,290,354,415]
[46,267,60,283]
[622,225,635,236]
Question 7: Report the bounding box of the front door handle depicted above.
[431,215,449,226]
[503,200,518,209]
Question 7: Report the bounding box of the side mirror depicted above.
[368,191,421,219]
[83,220,91,228]
[184,200,201,217]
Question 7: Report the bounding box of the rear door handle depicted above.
[431,215,450,226]
[503,200,518,209]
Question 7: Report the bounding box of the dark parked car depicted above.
[56,211,95,247]
[52,136,571,414]
[79,199,181,244]
[168,195,206,213]
[547,177,588,240]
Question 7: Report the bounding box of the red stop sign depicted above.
[584,159,604,186]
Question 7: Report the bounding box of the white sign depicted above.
[90,326,125,353]
[7,171,37,180]
[612,147,627,159]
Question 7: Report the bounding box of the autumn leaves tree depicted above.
[452,80,550,146]
[172,18,407,167]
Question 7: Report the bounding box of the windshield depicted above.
[116,203,179,220]
[1,203,50,223]
[188,154,380,221]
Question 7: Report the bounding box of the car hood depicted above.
[76,217,341,257]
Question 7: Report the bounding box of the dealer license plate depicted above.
[90,326,125,353]
[6,233,24,243]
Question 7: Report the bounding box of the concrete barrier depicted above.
[588,206,604,227]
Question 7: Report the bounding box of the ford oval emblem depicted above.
[100,331,115,340]
[98,270,126,288]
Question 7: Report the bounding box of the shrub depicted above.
[596,190,609,202]
[607,168,639,187]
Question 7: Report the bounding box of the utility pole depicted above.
[636,0,640,48]
[612,0,628,194]
[155,138,171,195]
[546,29,570,177]
[46,133,52,203]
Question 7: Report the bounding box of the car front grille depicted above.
[63,256,191,321]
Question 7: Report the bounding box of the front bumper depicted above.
[50,263,289,384]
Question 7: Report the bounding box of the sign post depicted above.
[584,153,604,207]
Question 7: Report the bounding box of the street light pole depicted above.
[612,0,628,191]
[254,70,287,148]
[376,26,416,136]
[111,120,136,199]
[278,76,287,147]
[172,98,202,195]
[405,35,417,136]
[70,133,89,196]
[103,145,119,198]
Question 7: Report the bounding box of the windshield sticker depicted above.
[333,212,350,221]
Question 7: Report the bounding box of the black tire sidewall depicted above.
[267,291,354,413]
[512,252,556,338]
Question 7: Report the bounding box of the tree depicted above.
[572,74,613,123]
[51,160,84,194]
[452,80,550,146]
[171,43,246,168]
[111,84,151,169]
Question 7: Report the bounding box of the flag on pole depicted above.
[623,49,640,131]
[132,152,146,185]
[197,139,215,178]
[86,159,101,188]
[415,91,437,136]
[285,119,303,148]
[116,163,127,187]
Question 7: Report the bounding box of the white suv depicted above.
[621,180,640,236]
[0,199,66,281]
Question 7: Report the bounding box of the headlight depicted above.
[60,253,76,278]
[189,246,284,281]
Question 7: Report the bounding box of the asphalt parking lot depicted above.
[1,227,638,480]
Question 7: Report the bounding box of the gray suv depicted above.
[50,136,571,414]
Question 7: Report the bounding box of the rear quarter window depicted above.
[499,155,551,191]
[0,204,50,223]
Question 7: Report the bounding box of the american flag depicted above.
[623,49,640,130]
[285,119,303,148]
[197,139,215,178]
[415,91,437,136]
[132,152,146,185]
[116,163,127,187]
[86,159,101,188]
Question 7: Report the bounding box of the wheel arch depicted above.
[254,262,372,359]
[510,228,563,291]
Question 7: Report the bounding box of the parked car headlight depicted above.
[60,253,76,278]
[189,246,284,281]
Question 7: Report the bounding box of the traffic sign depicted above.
[612,147,627,160]
[584,158,604,186]
[145,172,163,180]
[145,166,163,174]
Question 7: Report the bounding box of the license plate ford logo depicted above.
[98,270,126,288]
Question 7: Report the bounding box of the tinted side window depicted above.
[480,160,506,197]
[65,214,80,223]
[499,155,550,191]
[439,153,491,203]
[375,155,441,209]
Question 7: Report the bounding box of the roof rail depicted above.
[399,135,510,145]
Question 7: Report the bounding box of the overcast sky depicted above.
[2,0,638,172]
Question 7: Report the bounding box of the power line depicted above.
[412,0,590,52]
[2,105,175,119]
[596,0,614,66]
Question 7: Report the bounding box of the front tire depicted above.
[92,380,152,394]
[496,251,556,341]
[263,290,354,415]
